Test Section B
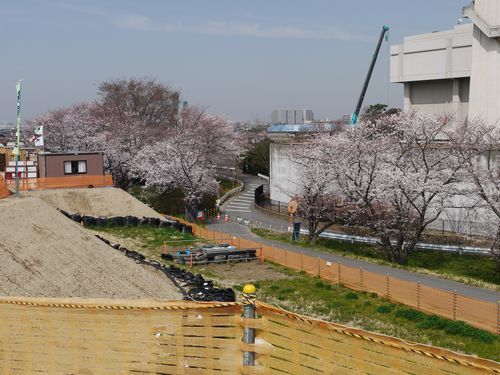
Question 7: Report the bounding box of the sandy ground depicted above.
[194,262,291,288]
[0,195,180,299]
[25,187,163,218]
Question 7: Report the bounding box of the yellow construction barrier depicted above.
[0,296,497,374]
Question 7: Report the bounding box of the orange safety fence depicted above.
[5,174,113,191]
[0,174,10,198]
[0,296,498,374]
[177,218,500,335]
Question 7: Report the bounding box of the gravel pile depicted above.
[0,196,180,299]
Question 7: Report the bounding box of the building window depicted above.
[64,160,87,174]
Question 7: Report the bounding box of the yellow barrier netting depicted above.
[0,297,498,374]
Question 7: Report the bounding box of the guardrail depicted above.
[216,177,243,208]
[252,185,491,255]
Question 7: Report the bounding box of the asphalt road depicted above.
[214,174,500,303]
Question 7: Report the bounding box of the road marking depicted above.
[225,209,252,213]
[232,197,254,202]
[227,204,250,208]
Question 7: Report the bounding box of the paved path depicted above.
[215,175,500,303]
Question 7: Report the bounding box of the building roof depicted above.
[40,151,104,156]
[267,124,318,133]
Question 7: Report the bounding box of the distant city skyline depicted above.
[1,0,466,122]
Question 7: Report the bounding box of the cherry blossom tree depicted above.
[27,102,164,188]
[27,103,103,152]
[97,77,179,126]
[131,106,238,219]
[295,112,462,264]
[448,119,500,271]
[294,140,345,245]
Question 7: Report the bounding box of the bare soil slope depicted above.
[0,196,180,299]
[26,187,163,218]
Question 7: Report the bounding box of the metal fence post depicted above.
[453,291,457,320]
[497,301,499,335]
[242,284,257,367]
[417,282,421,310]
[386,274,390,299]
[360,267,364,290]
[338,263,341,285]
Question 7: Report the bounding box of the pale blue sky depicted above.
[1,0,465,122]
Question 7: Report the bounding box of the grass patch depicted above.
[251,228,500,287]
[254,267,499,361]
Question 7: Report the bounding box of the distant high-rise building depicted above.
[271,109,314,125]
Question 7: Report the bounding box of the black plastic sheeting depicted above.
[94,234,235,302]
[57,208,232,302]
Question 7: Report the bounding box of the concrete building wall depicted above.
[390,24,472,84]
[269,142,299,203]
[468,25,500,123]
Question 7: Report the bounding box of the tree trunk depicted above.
[184,200,198,222]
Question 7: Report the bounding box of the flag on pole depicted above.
[32,125,44,147]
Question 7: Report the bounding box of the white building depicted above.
[271,109,314,125]
[390,0,500,125]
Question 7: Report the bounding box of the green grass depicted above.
[251,228,500,288]
[218,178,241,195]
[90,225,500,361]
[252,266,500,361]
[92,225,196,249]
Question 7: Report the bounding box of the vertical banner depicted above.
[13,80,22,156]
[14,80,22,194]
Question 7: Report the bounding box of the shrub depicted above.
[370,292,378,298]
[344,292,359,300]
[281,287,294,294]
[269,285,279,291]
[395,308,426,322]
[417,315,447,330]
[315,281,326,288]
[376,305,393,314]
[418,316,496,343]
[233,284,243,292]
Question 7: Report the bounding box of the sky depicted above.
[1,0,466,123]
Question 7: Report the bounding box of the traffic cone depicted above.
[224,214,229,222]
[217,212,221,221]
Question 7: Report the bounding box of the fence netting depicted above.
[0,297,497,374]
[4,174,113,191]
[181,220,499,335]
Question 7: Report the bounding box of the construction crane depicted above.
[351,25,390,125]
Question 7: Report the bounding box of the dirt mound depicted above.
[0,196,180,299]
[26,187,163,218]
